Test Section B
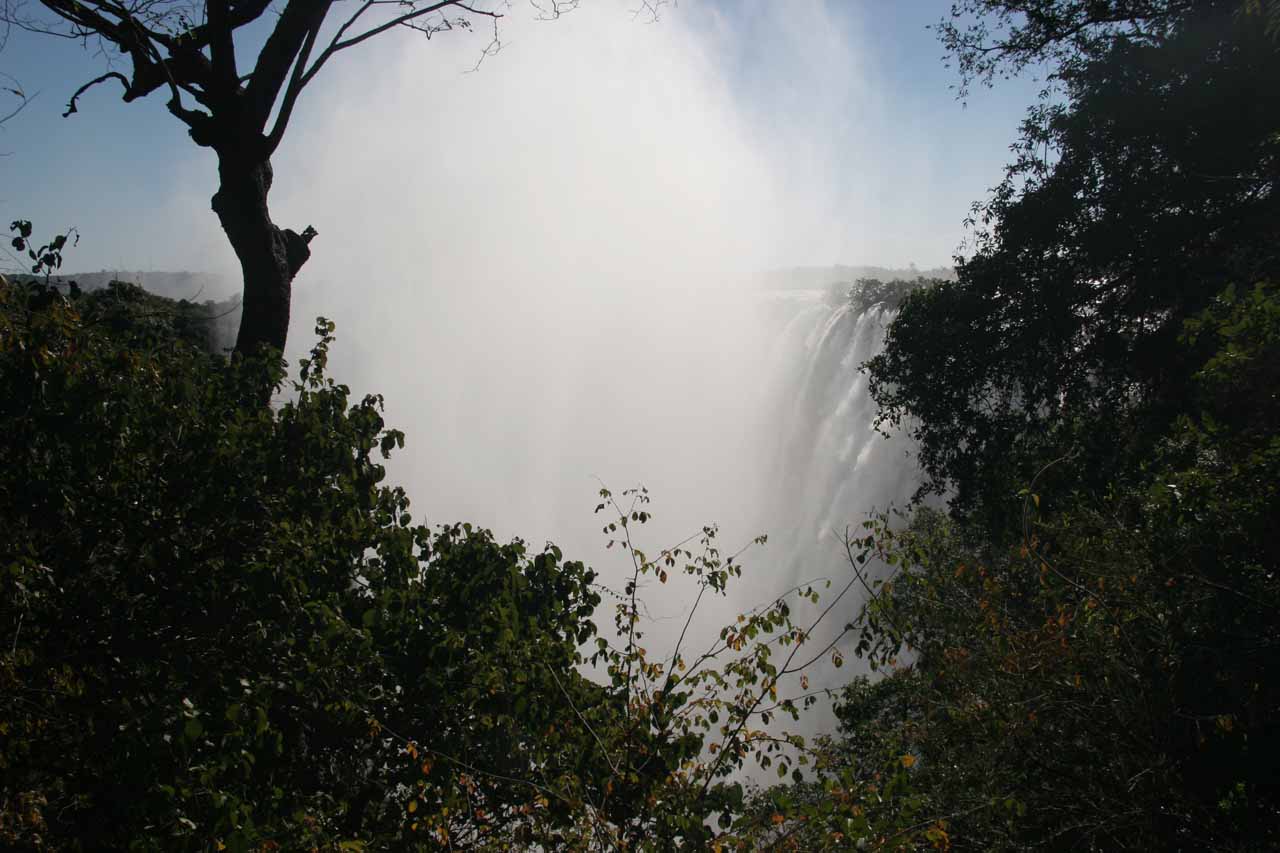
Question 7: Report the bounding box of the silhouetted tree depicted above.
[0,1,578,357]
[871,0,1280,518]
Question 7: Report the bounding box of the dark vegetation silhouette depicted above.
[744,1,1280,849]
[3,0,1279,849]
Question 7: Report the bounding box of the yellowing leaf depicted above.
[407,800,418,814]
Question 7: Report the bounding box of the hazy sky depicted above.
[0,0,1042,278]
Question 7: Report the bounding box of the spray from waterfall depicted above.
[138,0,940,722]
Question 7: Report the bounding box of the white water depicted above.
[737,290,919,722]
[752,292,919,591]
[315,282,919,705]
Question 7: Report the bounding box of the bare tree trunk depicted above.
[212,154,313,357]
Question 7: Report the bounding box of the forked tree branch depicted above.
[1,71,32,125]
[6,0,521,152]
[298,1,500,94]
[62,70,128,115]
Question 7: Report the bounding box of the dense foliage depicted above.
[0,276,853,850]
[836,278,939,315]
[0,279,629,850]
[871,0,1279,520]
[780,1,1280,850]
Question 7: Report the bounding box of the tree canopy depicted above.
[870,0,1279,519]
[938,0,1250,93]
[742,1,1280,848]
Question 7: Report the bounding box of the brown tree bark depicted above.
[212,155,314,357]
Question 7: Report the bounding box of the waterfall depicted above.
[301,274,920,726]
[749,290,919,595]
[728,288,923,763]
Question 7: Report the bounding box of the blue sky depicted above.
[0,0,1041,277]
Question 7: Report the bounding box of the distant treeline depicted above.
[756,264,956,292]
[5,272,240,354]
[836,277,939,313]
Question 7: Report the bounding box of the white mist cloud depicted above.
[172,0,929,640]
[265,2,812,544]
